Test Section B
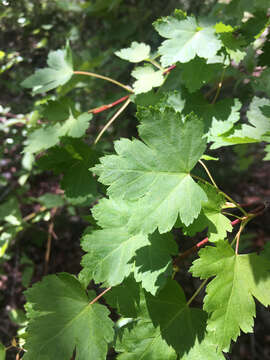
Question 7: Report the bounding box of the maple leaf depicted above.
[21,45,73,94]
[59,111,92,138]
[115,41,151,62]
[116,319,178,360]
[180,57,223,93]
[133,232,178,295]
[209,97,270,148]
[92,107,207,232]
[80,198,149,287]
[145,279,207,356]
[190,241,270,351]
[131,65,164,94]
[154,15,222,66]
[23,273,114,360]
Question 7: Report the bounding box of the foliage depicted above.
[0,0,270,359]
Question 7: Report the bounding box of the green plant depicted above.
[1,1,270,359]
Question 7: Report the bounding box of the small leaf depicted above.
[115,42,151,63]
[21,45,73,94]
[132,65,164,94]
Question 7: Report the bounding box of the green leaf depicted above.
[190,241,270,351]
[252,68,270,96]
[134,232,178,295]
[24,273,114,360]
[104,276,141,318]
[145,279,207,356]
[21,45,73,94]
[116,319,177,360]
[0,343,5,360]
[210,97,270,148]
[37,140,99,204]
[180,57,223,93]
[24,124,62,154]
[131,65,164,94]
[263,144,270,161]
[183,183,232,242]
[37,193,65,208]
[80,198,149,286]
[115,42,151,62]
[154,16,222,66]
[92,107,207,232]
[59,111,93,138]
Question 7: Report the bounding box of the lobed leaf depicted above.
[190,241,270,351]
[24,273,114,360]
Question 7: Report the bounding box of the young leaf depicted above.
[80,198,149,287]
[134,232,178,295]
[115,42,151,63]
[24,273,114,360]
[92,107,207,232]
[59,111,93,138]
[154,16,222,66]
[21,45,73,94]
[131,65,164,94]
[183,183,232,242]
[190,241,270,351]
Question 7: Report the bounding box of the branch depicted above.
[90,286,112,305]
[89,95,129,114]
[173,218,241,268]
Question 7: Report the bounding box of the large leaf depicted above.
[24,273,114,360]
[92,107,207,232]
[131,65,164,94]
[21,45,73,94]
[154,15,222,66]
[190,241,270,351]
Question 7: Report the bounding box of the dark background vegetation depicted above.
[0,0,269,359]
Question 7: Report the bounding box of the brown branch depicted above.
[90,287,112,305]
[44,208,57,275]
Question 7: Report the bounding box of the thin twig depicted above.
[198,160,218,188]
[211,67,226,104]
[187,279,208,306]
[94,98,131,144]
[90,287,112,305]
[22,206,47,222]
[89,95,129,114]
[173,218,241,268]
[44,208,57,275]
[73,71,133,93]
[163,64,176,74]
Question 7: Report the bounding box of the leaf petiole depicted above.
[73,71,134,93]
